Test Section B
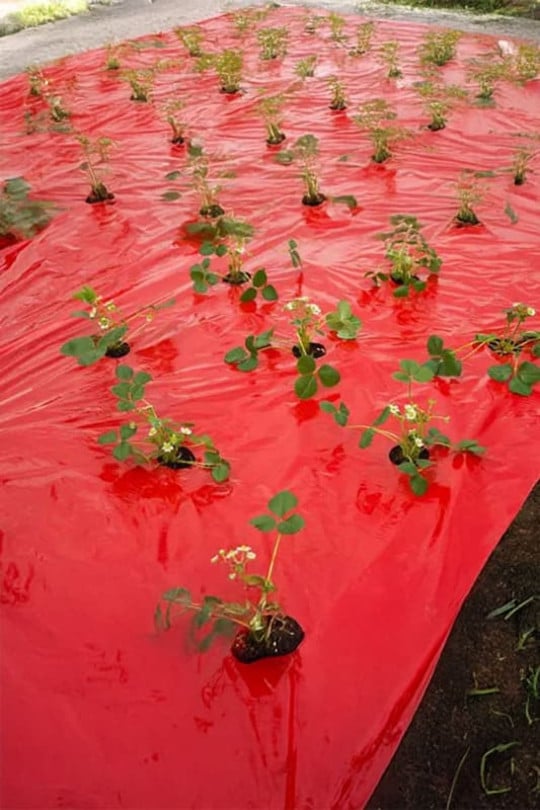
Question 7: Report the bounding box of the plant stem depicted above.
[266,532,282,585]
[347,424,399,442]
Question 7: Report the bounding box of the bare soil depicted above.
[368,481,540,810]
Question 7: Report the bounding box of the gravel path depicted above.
[0,0,539,81]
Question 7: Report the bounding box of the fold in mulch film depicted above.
[1,6,539,809]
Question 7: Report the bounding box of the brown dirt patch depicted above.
[368,481,540,810]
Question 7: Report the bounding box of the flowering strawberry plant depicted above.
[366,214,442,297]
[322,359,484,495]
[60,286,174,366]
[224,297,361,399]
[155,491,305,662]
[421,304,540,396]
[98,365,230,481]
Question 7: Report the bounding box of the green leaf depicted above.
[277,514,305,534]
[211,462,230,482]
[133,371,152,385]
[297,354,316,374]
[193,278,208,294]
[253,330,274,349]
[243,574,272,589]
[332,194,357,209]
[398,461,418,475]
[318,364,341,387]
[427,335,444,355]
[532,343,540,358]
[120,423,137,440]
[335,403,350,426]
[409,474,428,496]
[262,285,278,301]
[425,427,451,446]
[273,150,294,164]
[165,170,182,181]
[117,401,135,412]
[319,401,336,414]
[113,441,132,461]
[99,326,127,349]
[116,365,134,381]
[398,360,419,376]
[508,377,532,396]
[250,514,276,532]
[517,361,540,385]
[237,355,259,372]
[162,586,191,604]
[240,287,257,303]
[294,374,318,399]
[393,285,409,298]
[224,347,248,364]
[392,371,410,383]
[439,352,462,377]
[456,439,486,455]
[487,364,513,382]
[111,382,131,398]
[252,269,267,288]
[414,365,435,383]
[97,430,117,444]
[504,202,518,224]
[162,191,181,201]
[199,242,215,256]
[373,406,390,426]
[359,428,374,448]
[268,490,298,518]
[59,336,97,358]
[70,310,91,319]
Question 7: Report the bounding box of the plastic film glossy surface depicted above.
[1,6,539,809]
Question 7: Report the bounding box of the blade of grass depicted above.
[480,742,520,796]
[445,746,470,810]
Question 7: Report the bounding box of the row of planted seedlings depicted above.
[57,198,540,661]
[4,10,540,664]
[6,14,539,238]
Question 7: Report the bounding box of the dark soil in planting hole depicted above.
[157,446,196,470]
[105,342,130,359]
[171,136,185,146]
[329,103,347,111]
[302,193,326,207]
[86,187,115,204]
[222,271,251,285]
[454,213,481,227]
[487,338,524,356]
[368,481,540,810]
[388,445,430,465]
[266,133,286,146]
[390,273,421,285]
[427,122,446,131]
[231,615,305,664]
[199,204,225,218]
[292,342,326,359]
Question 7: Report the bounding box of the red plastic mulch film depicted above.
[1,4,539,808]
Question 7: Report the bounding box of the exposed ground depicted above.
[369,482,539,809]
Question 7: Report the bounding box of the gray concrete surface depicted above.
[0,0,539,80]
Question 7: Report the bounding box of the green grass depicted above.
[0,0,90,36]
